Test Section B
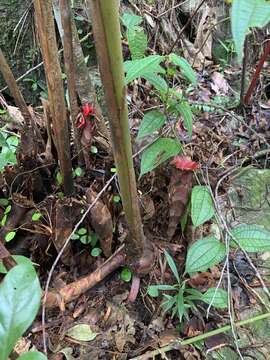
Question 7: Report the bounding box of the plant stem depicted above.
[131,311,270,360]
[34,0,74,195]
[59,0,83,164]
[88,0,145,260]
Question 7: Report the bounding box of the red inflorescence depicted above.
[170,156,200,171]
[77,103,95,128]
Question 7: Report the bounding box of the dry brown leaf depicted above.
[86,188,113,257]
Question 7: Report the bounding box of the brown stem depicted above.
[240,38,248,106]
[59,0,83,165]
[34,0,74,195]
[0,48,33,127]
[244,39,270,106]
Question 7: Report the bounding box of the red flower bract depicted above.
[82,103,95,117]
[170,156,200,171]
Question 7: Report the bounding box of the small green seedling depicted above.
[32,212,42,222]
[121,267,132,282]
[147,251,228,322]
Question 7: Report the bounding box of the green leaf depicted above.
[120,267,132,282]
[0,263,41,360]
[140,138,182,177]
[185,237,226,274]
[1,214,7,227]
[66,324,98,342]
[121,12,142,28]
[201,288,228,309]
[78,227,87,236]
[0,198,9,207]
[5,231,16,242]
[124,55,165,84]
[137,110,166,140]
[4,205,11,214]
[176,102,193,137]
[32,212,42,221]
[177,288,185,322]
[231,0,270,61]
[147,284,176,297]
[0,255,33,274]
[169,53,197,84]
[113,195,121,203]
[91,247,102,257]
[80,235,91,244]
[56,172,63,186]
[17,351,47,360]
[127,26,147,60]
[231,225,270,252]
[164,250,180,283]
[147,285,160,297]
[90,233,98,247]
[74,167,83,177]
[191,186,215,227]
[71,233,80,240]
[143,72,168,94]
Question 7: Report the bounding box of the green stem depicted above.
[131,311,270,360]
[88,0,145,260]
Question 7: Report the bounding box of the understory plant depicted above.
[148,183,270,322]
[122,12,197,177]
[0,261,46,360]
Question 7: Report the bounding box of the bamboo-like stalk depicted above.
[59,0,83,164]
[34,0,74,195]
[88,0,145,259]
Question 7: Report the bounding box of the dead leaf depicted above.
[86,188,113,257]
[211,72,229,95]
[65,324,98,342]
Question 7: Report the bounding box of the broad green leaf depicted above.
[5,231,16,242]
[71,233,80,240]
[176,101,193,137]
[140,138,182,177]
[121,13,142,28]
[169,53,197,84]
[66,324,98,342]
[143,72,168,94]
[231,0,270,60]
[0,255,33,274]
[231,225,270,252]
[185,237,226,274]
[0,263,41,360]
[80,235,91,244]
[137,110,166,139]
[164,250,181,283]
[162,295,177,313]
[17,351,47,360]
[127,26,147,59]
[124,55,165,84]
[191,186,215,227]
[121,267,132,282]
[201,288,228,309]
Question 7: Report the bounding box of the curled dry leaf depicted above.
[167,157,199,240]
[86,188,113,257]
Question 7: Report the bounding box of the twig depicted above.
[240,38,248,106]
[130,311,270,360]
